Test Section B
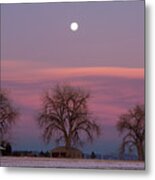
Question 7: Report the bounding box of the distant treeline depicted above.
[2,150,138,160]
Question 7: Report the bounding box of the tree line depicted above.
[0,84,145,161]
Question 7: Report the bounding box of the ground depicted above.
[0,157,144,170]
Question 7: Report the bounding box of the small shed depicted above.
[51,146,83,158]
[0,146,5,156]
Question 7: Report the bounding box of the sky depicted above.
[1,1,144,155]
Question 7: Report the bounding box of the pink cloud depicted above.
[39,67,144,79]
[2,59,144,82]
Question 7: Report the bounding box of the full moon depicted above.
[70,22,79,32]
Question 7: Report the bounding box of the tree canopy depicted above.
[117,104,145,161]
[0,90,18,140]
[37,84,100,148]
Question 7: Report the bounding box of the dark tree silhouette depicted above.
[117,105,145,161]
[0,90,18,140]
[38,84,100,148]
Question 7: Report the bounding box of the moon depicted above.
[70,22,79,32]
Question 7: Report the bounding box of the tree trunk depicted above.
[137,142,144,161]
[65,136,71,149]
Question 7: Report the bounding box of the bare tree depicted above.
[37,84,100,148]
[0,90,18,140]
[117,105,145,161]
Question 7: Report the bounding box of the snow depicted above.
[0,157,144,170]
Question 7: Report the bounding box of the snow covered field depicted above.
[0,157,145,170]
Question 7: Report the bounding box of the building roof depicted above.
[51,146,82,154]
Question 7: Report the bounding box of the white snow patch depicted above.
[0,157,145,170]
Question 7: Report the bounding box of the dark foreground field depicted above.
[0,157,145,170]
